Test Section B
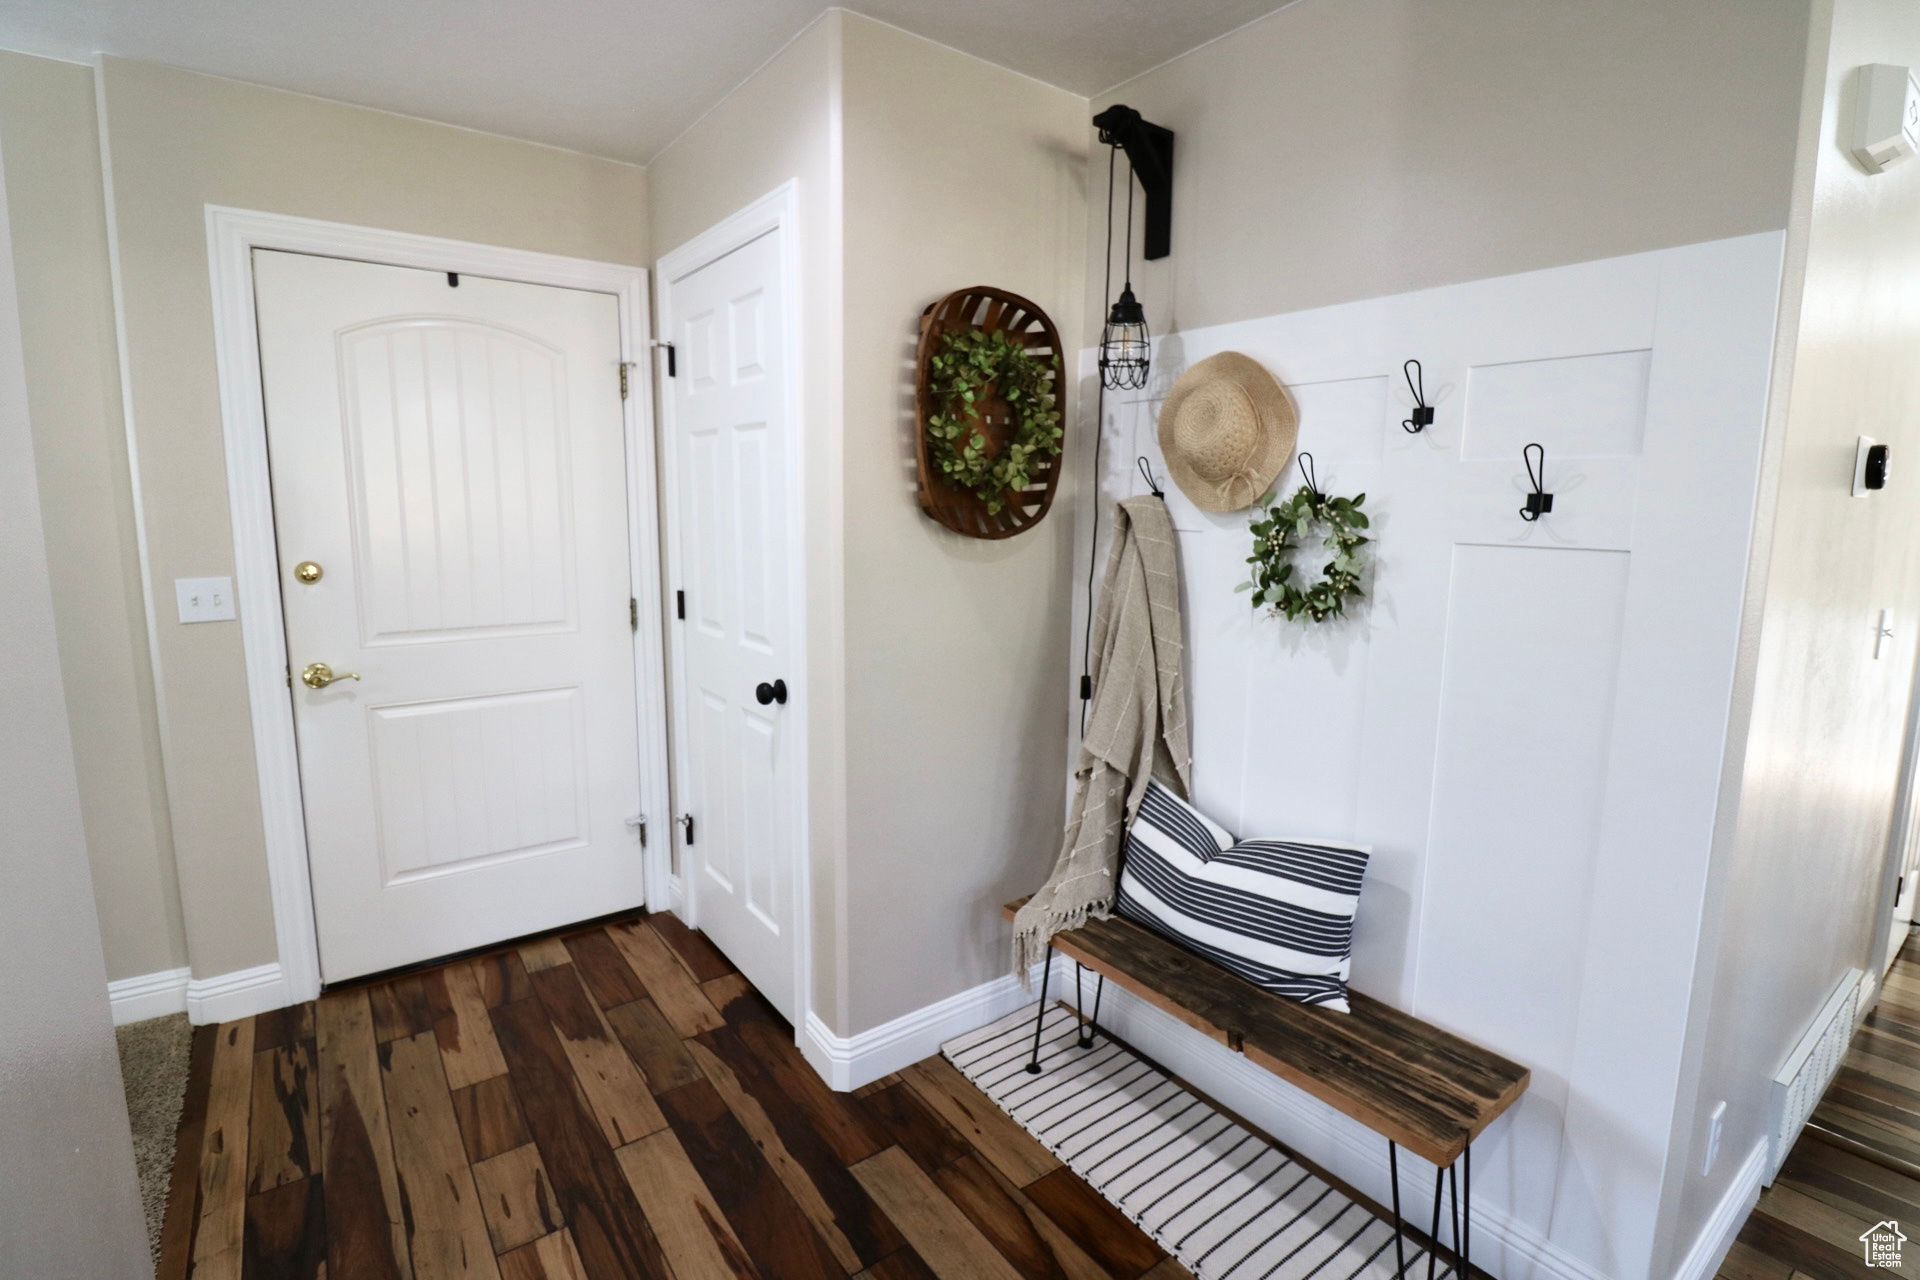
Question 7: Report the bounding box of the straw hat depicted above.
[1158,353,1298,513]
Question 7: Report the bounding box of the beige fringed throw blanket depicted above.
[1013,495,1190,978]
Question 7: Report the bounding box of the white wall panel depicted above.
[1072,232,1784,1280]
[1291,374,1390,465]
[1418,543,1630,1242]
[1464,349,1652,459]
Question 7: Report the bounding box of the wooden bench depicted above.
[1003,898,1528,1275]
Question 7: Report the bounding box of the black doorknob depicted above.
[755,678,788,706]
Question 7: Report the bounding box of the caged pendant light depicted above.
[1099,284,1150,391]
[1094,105,1173,392]
[1096,148,1151,391]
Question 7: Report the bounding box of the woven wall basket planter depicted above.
[914,286,1065,540]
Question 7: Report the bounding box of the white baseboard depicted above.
[801,958,1060,1091]
[110,961,290,1026]
[186,962,288,1025]
[108,967,190,1025]
[1671,1139,1766,1280]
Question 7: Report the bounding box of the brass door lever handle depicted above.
[300,662,361,689]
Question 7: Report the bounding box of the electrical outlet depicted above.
[175,576,236,624]
[1703,1100,1727,1176]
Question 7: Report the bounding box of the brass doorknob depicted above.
[294,561,323,584]
[300,662,360,689]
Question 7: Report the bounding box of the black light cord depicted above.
[1081,145,1122,733]
[1100,146,1117,346]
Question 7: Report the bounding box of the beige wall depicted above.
[0,52,186,982]
[647,14,850,1023]
[1659,0,1920,1267]
[1088,0,1809,341]
[0,115,151,1277]
[838,15,1085,1029]
[98,56,650,978]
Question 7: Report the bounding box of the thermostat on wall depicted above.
[1851,64,1920,172]
[1854,435,1891,495]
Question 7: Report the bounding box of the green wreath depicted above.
[1236,485,1370,623]
[924,327,1063,514]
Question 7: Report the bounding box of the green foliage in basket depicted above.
[924,326,1063,514]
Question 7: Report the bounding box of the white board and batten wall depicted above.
[1070,232,1784,1280]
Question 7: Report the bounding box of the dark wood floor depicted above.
[1719,933,1920,1279]
[160,911,1199,1280]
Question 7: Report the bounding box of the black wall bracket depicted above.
[1093,105,1175,260]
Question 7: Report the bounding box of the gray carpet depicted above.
[116,1013,192,1265]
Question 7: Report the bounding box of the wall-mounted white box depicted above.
[1851,64,1920,172]
[175,576,236,623]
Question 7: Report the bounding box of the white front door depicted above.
[665,228,799,1020]
[255,249,646,983]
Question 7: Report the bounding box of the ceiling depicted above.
[0,0,1289,164]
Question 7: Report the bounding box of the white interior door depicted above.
[666,228,799,1020]
[255,249,646,982]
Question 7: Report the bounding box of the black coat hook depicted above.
[1402,360,1433,434]
[1135,457,1165,497]
[1298,452,1322,502]
[1520,443,1554,521]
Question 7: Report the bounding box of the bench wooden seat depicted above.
[1003,898,1528,1166]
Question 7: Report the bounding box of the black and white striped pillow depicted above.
[1117,780,1370,1012]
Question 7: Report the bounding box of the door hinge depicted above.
[653,340,676,377]
[619,361,632,400]
[630,597,639,631]
[676,589,685,620]
[680,813,695,846]
[626,813,647,847]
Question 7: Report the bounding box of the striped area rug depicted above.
[943,1003,1454,1280]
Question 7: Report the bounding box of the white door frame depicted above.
[207,205,673,1005]
[654,182,812,1037]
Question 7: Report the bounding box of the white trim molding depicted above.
[801,958,1061,1091]
[204,206,670,1005]
[654,182,814,1061]
[187,963,289,1026]
[107,962,294,1026]
[107,967,190,1026]
[1672,1140,1767,1280]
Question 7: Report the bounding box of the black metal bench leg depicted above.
[1426,1158,1444,1280]
[1463,1142,1472,1279]
[1389,1141,1407,1280]
[1448,1161,1460,1276]
[1025,942,1054,1075]
[1075,967,1105,1050]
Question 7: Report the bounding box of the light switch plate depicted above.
[175,576,236,623]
